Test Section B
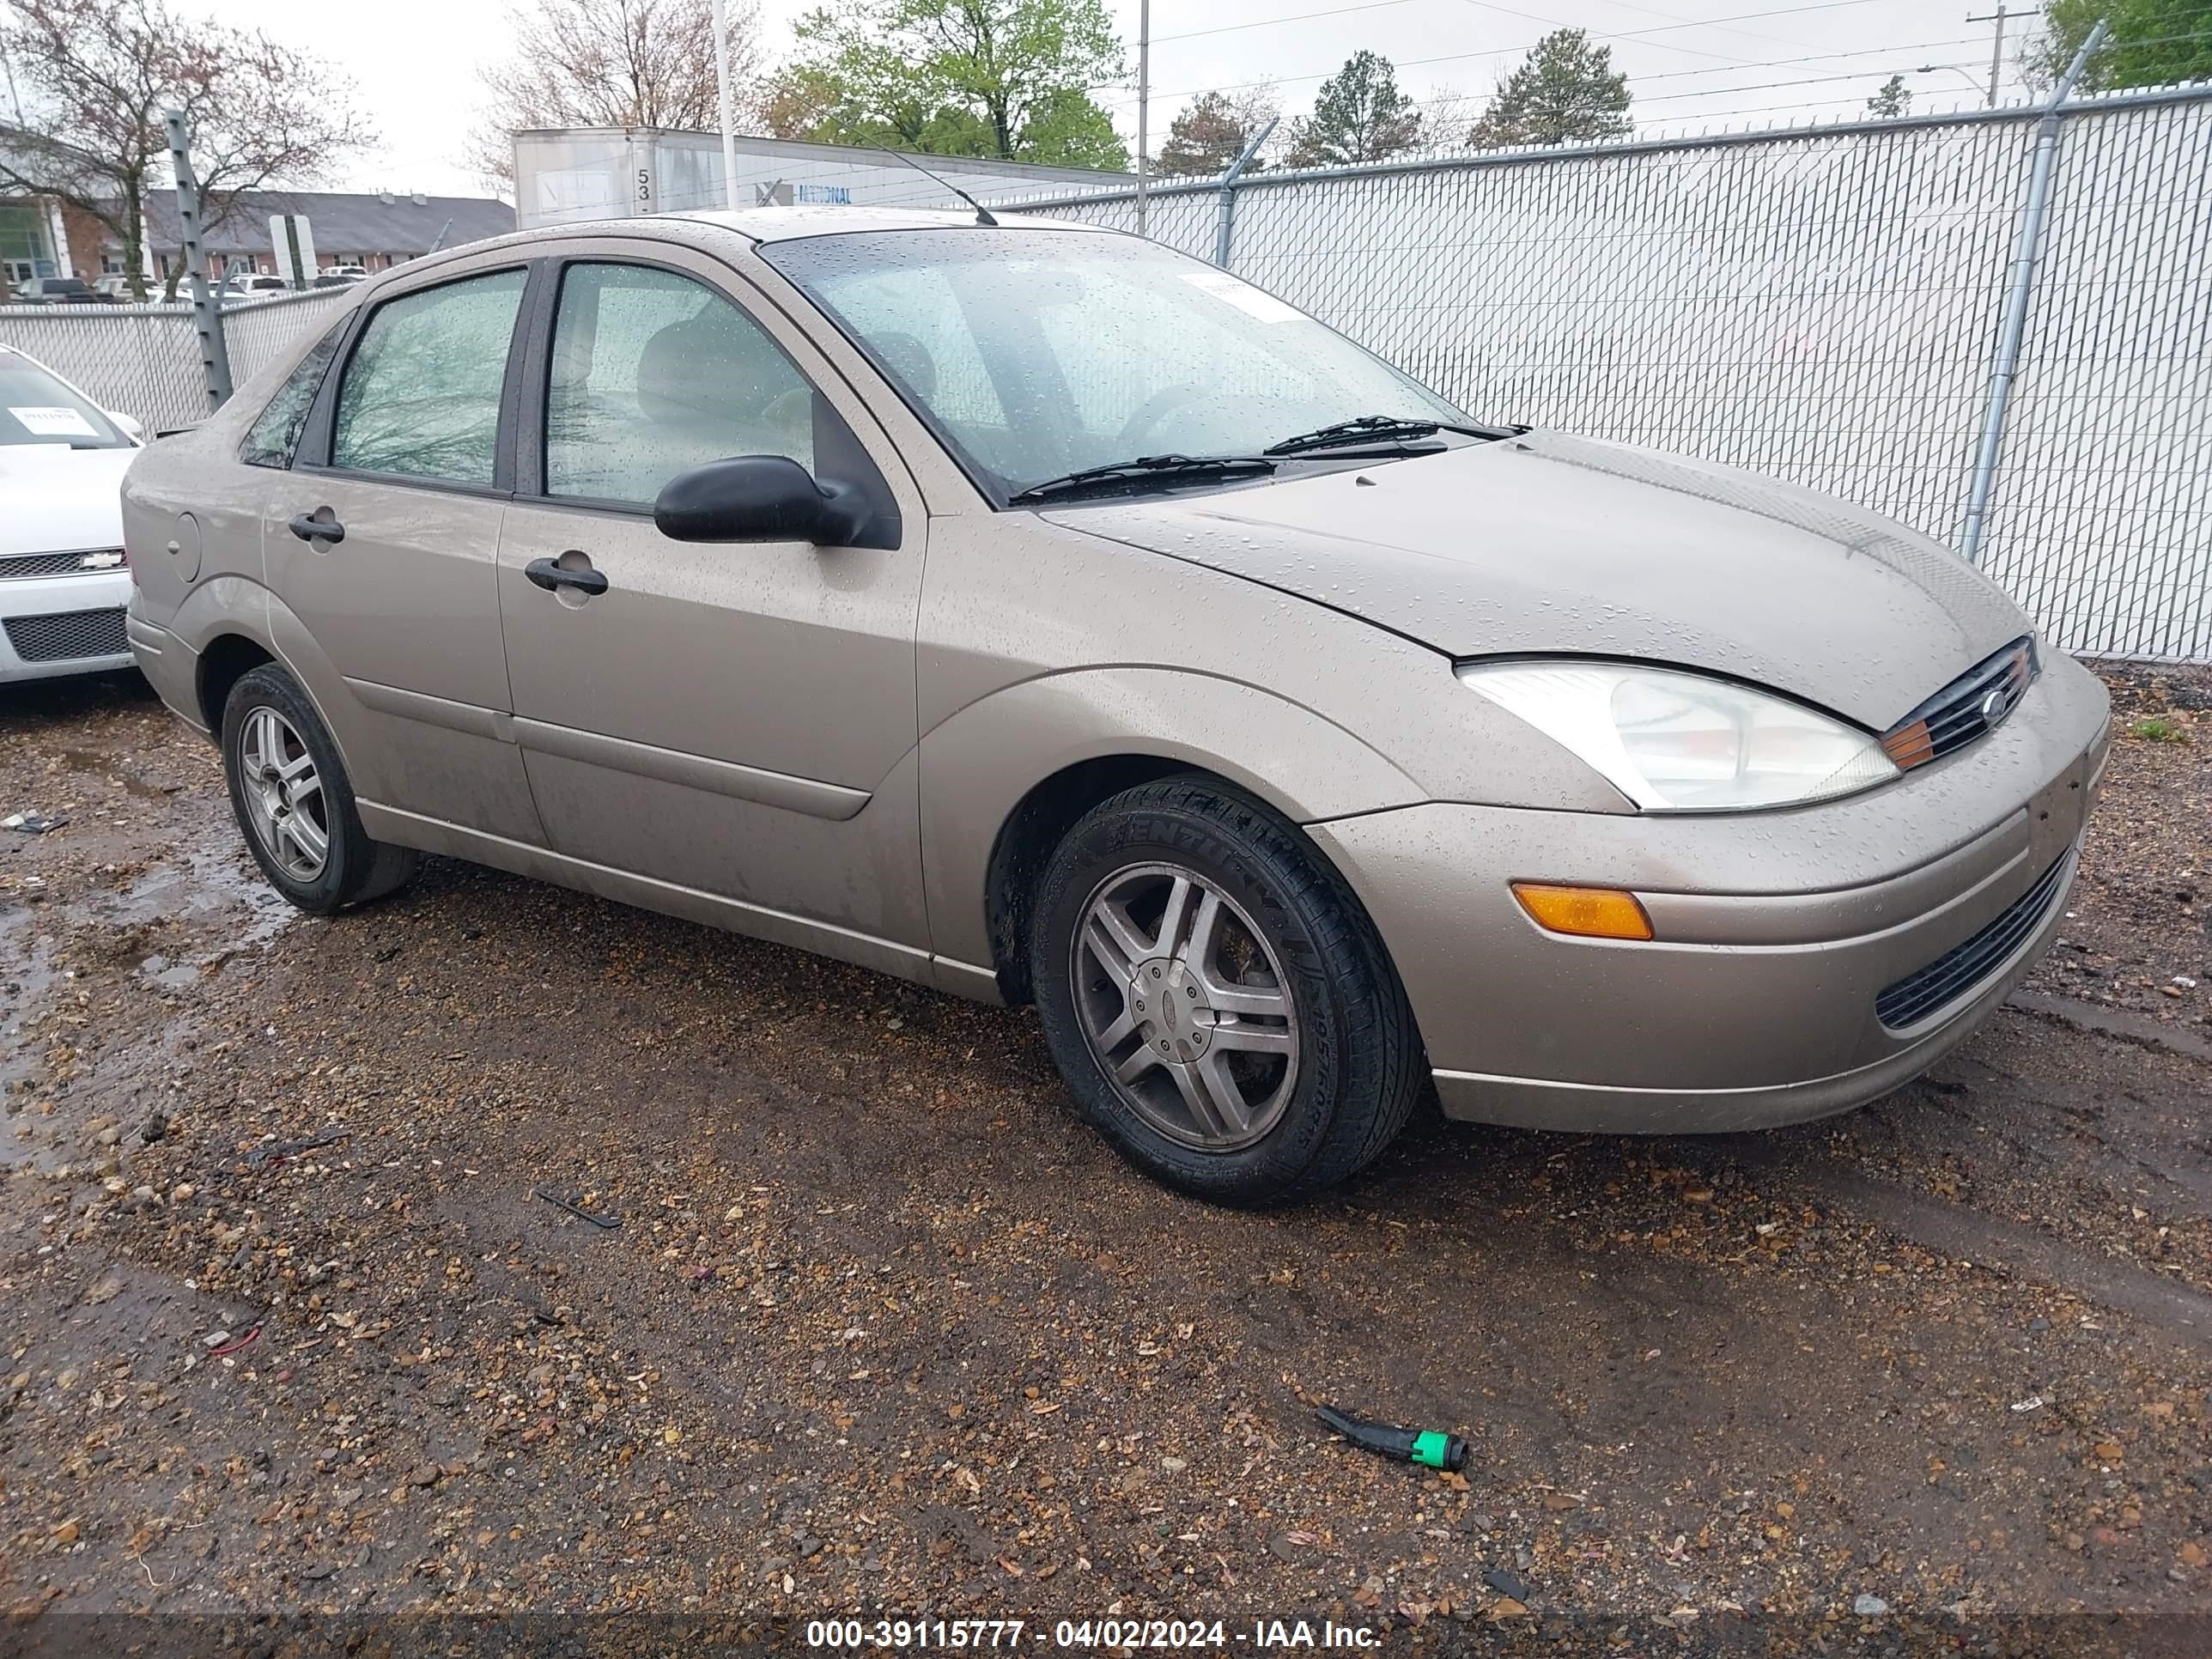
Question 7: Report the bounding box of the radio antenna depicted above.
[880,147,999,227]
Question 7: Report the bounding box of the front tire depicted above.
[221,664,418,915]
[1030,777,1424,1205]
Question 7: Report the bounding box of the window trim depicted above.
[238,316,350,470]
[513,253,899,547]
[294,258,546,500]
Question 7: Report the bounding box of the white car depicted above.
[220,273,293,301]
[0,343,142,682]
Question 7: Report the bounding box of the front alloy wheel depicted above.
[1071,862,1299,1152]
[1030,776,1425,1205]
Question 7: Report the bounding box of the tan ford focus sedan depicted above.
[123,207,2111,1203]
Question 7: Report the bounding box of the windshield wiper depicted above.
[1263,413,1522,456]
[1007,453,1277,506]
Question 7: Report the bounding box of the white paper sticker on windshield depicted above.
[10,405,99,438]
[1180,269,1304,324]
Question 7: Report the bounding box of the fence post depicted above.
[1213,116,1278,270]
[1958,20,2107,565]
[165,109,232,412]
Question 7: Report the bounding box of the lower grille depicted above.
[0,548,125,580]
[4,606,131,663]
[1875,851,2072,1030]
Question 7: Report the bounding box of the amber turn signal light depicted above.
[1511,882,1655,941]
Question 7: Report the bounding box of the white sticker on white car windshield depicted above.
[1180,269,1304,324]
[10,405,100,438]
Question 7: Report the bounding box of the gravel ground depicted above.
[1,664,2208,1652]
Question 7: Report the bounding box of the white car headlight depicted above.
[1457,659,1899,812]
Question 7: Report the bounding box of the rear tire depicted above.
[221,664,418,915]
[1030,776,1424,1205]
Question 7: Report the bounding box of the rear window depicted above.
[0,349,131,448]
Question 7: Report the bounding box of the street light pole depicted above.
[710,0,740,209]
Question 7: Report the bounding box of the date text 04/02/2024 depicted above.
[803,1619,1381,1649]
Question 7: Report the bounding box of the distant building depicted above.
[2,185,514,298]
[125,190,516,285]
[512,129,1129,231]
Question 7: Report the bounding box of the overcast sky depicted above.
[205,0,2054,200]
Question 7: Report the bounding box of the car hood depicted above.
[1046,430,2028,729]
[0,442,135,557]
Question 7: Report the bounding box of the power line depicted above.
[1452,0,1777,68]
[1572,0,1829,56]
[1155,0,1419,47]
[1101,0,1970,109]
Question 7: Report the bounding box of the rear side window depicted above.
[331,269,527,485]
[240,320,347,468]
[544,262,816,507]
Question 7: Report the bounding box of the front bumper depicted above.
[1310,651,2112,1133]
[0,568,135,683]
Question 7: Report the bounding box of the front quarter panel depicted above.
[918,512,1627,973]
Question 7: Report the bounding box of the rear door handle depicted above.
[525,556,609,597]
[289,512,344,544]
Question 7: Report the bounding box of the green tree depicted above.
[1288,51,1422,167]
[2037,0,2212,90]
[1468,27,1632,149]
[1865,74,1912,117]
[767,0,1127,168]
[1155,87,1278,178]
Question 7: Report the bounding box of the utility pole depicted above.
[1966,5,2033,107]
[710,0,740,209]
[1134,0,1151,236]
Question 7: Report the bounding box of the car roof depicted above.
[342,205,1122,300]
[662,204,1116,244]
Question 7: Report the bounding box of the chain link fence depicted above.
[0,286,352,434]
[1008,88,2212,664]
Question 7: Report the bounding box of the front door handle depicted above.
[289,512,344,544]
[525,556,609,597]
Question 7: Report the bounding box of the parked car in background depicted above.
[220,273,295,301]
[91,274,143,303]
[319,264,369,283]
[120,209,2110,1203]
[0,343,141,683]
[9,276,112,306]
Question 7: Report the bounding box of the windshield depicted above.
[0,350,131,448]
[761,228,1466,501]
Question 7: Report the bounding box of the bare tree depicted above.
[1155,86,1279,179]
[472,0,765,191]
[0,0,370,299]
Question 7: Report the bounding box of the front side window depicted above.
[544,262,816,507]
[0,346,131,448]
[762,228,1464,500]
[331,269,527,484]
[241,320,348,468]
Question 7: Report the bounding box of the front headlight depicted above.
[1457,660,1899,812]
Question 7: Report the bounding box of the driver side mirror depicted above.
[654,455,876,547]
[105,410,145,442]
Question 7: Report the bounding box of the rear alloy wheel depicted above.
[1030,777,1425,1204]
[237,705,331,884]
[222,664,418,915]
